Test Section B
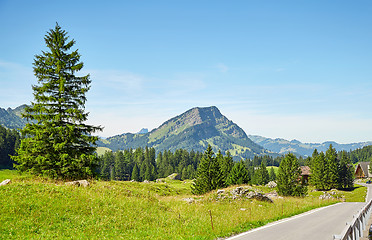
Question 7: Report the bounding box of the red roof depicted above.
[300,166,311,176]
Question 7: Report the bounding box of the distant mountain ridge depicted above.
[0,105,28,129]
[249,135,372,157]
[98,106,271,159]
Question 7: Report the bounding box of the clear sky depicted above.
[1,0,371,143]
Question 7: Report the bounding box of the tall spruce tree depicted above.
[325,144,339,189]
[269,167,276,181]
[191,145,223,194]
[254,161,269,185]
[219,150,234,186]
[226,160,249,185]
[277,153,307,196]
[338,151,354,189]
[12,23,102,179]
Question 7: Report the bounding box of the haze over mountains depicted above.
[1,105,371,158]
[248,135,372,157]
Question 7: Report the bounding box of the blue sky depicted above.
[1,1,371,143]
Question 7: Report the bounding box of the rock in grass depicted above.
[217,189,225,195]
[246,191,273,203]
[0,179,11,186]
[167,173,181,180]
[65,180,90,187]
[183,198,195,204]
[266,181,277,188]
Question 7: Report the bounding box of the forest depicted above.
[0,125,20,169]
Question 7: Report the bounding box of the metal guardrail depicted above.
[333,199,372,240]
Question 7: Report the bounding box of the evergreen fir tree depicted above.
[100,151,114,180]
[12,23,102,179]
[277,153,307,196]
[226,160,249,185]
[310,151,327,190]
[338,151,354,189]
[191,145,223,194]
[325,144,339,189]
[254,161,269,185]
[247,165,255,184]
[269,167,276,181]
[131,164,140,181]
[219,150,234,186]
[114,151,125,180]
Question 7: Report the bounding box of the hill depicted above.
[249,135,372,157]
[98,106,271,159]
[0,105,28,129]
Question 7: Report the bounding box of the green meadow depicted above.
[0,170,365,240]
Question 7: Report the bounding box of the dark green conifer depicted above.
[227,160,249,185]
[310,151,327,190]
[219,150,234,186]
[12,23,102,179]
[269,167,276,181]
[277,153,307,196]
[131,164,140,181]
[254,161,269,185]
[191,145,223,194]
[338,151,354,189]
[325,144,339,189]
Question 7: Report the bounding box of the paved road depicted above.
[227,184,372,240]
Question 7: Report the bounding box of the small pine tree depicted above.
[131,164,140,181]
[227,160,249,185]
[277,153,307,197]
[269,167,276,181]
[310,151,327,190]
[191,145,223,195]
[338,151,354,189]
[114,151,125,180]
[254,161,269,185]
[325,144,339,189]
[219,151,234,186]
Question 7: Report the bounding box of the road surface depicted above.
[227,184,372,240]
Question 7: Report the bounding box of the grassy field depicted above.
[0,170,366,240]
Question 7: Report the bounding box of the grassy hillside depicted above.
[95,146,112,156]
[0,170,365,240]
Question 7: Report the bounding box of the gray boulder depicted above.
[0,179,11,186]
[183,197,195,204]
[65,180,90,187]
[246,191,274,203]
[167,173,181,180]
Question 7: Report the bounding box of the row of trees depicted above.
[310,145,354,190]
[97,145,278,194]
[98,147,202,181]
[191,145,278,194]
[0,125,20,168]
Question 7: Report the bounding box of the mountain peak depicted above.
[99,106,269,159]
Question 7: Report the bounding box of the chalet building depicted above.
[354,162,370,179]
[300,166,311,184]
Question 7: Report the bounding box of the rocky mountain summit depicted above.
[98,106,271,159]
[0,105,28,129]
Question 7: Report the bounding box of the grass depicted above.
[266,166,279,175]
[95,147,112,156]
[0,170,366,240]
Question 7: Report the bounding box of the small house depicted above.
[300,166,311,184]
[354,162,370,179]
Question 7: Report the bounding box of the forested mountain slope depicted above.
[98,106,271,159]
